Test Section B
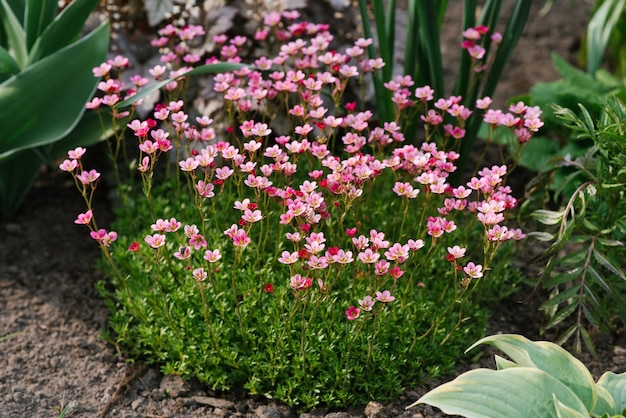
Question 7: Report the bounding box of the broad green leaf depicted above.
[518,136,560,172]
[0,147,42,220]
[597,372,626,413]
[467,334,597,411]
[0,21,109,160]
[24,0,56,50]
[0,0,27,68]
[114,62,249,109]
[27,0,100,63]
[407,367,588,418]
[47,109,128,160]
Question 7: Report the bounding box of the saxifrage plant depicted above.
[0,0,110,221]
[407,334,626,418]
[62,11,540,408]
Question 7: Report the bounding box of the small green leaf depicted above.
[553,394,588,418]
[494,354,518,370]
[540,285,580,308]
[532,209,565,225]
[545,302,577,330]
[593,250,626,280]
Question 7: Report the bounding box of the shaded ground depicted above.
[1,2,624,417]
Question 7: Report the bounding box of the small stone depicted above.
[613,346,626,356]
[256,405,283,418]
[159,374,190,397]
[131,398,142,410]
[4,223,21,234]
[141,368,160,389]
[182,396,236,410]
[324,413,350,418]
[364,401,385,418]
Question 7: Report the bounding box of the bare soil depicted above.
[1,2,624,417]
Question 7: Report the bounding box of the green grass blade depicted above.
[24,0,56,50]
[358,0,392,122]
[453,0,477,97]
[414,0,444,94]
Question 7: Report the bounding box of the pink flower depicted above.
[192,267,207,282]
[278,251,299,265]
[90,229,117,247]
[290,274,312,290]
[203,249,222,263]
[128,242,140,252]
[174,246,191,260]
[358,248,380,264]
[232,230,251,247]
[59,159,78,172]
[375,290,395,303]
[345,306,360,320]
[447,245,466,261]
[74,210,93,225]
[77,169,100,185]
[144,233,166,249]
[358,296,375,311]
[463,262,484,279]
[68,147,86,160]
[189,234,207,250]
[263,283,274,293]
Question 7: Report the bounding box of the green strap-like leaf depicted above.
[27,0,100,63]
[24,0,56,50]
[407,367,589,418]
[467,334,597,412]
[0,0,27,68]
[114,62,249,109]
[0,21,110,159]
